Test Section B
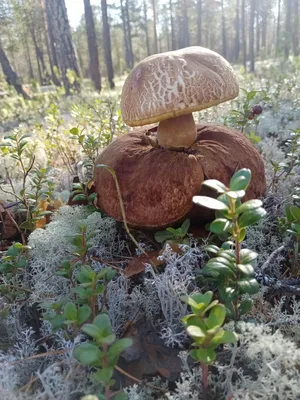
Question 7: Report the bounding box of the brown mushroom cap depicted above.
[120,46,239,127]
[94,124,266,229]
[94,127,204,228]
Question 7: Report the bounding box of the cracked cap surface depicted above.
[121,46,239,127]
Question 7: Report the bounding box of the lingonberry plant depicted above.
[193,169,266,324]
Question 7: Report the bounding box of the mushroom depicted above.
[121,46,239,150]
[94,46,266,229]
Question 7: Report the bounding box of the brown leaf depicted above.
[124,250,163,277]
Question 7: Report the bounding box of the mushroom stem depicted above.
[157,113,197,150]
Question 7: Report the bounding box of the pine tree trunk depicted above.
[152,0,158,53]
[41,0,61,86]
[285,0,292,58]
[0,45,30,99]
[143,0,150,56]
[101,0,115,89]
[234,0,240,61]
[182,0,190,47]
[45,0,81,94]
[24,36,34,80]
[120,0,133,69]
[83,0,101,91]
[256,6,260,55]
[242,0,247,70]
[169,0,176,50]
[249,0,255,72]
[293,0,299,55]
[261,7,267,50]
[276,0,281,55]
[221,0,227,58]
[197,0,202,45]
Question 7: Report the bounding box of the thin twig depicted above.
[114,365,167,393]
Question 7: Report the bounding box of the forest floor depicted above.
[0,60,300,400]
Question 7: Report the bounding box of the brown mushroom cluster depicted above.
[94,46,266,229]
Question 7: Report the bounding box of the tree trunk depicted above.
[41,0,61,86]
[276,0,281,55]
[45,0,81,95]
[0,45,30,99]
[30,25,50,85]
[120,0,133,69]
[24,36,34,80]
[285,0,292,58]
[83,0,101,91]
[249,0,255,72]
[221,0,227,58]
[241,0,247,70]
[169,0,176,50]
[293,0,299,56]
[101,0,115,89]
[197,0,202,45]
[182,0,190,47]
[152,0,158,53]
[234,0,240,61]
[143,0,150,56]
[256,6,260,55]
[261,7,267,51]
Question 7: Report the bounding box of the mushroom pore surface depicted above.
[94,124,266,229]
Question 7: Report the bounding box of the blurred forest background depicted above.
[0,0,299,96]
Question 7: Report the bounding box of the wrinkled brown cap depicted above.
[94,127,204,228]
[121,46,239,127]
[94,124,266,229]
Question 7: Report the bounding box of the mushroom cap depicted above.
[94,124,266,229]
[121,46,239,127]
[94,127,204,228]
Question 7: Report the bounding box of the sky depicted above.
[65,0,98,28]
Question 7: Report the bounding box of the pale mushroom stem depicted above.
[157,113,197,150]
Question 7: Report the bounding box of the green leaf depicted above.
[237,278,260,294]
[208,256,234,269]
[82,323,103,340]
[93,313,111,332]
[202,179,227,193]
[180,219,190,236]
[51,314,66,330]
[203,262,235,278]
[210,329,237,345]
[226,190,245,199]
[64,302,77,321]
[237,263,254,275]
[193,196,229,210]
[237,228,246,242]
[290,206,300,221]
[206,304,226,329]
[239,298,253,315]
[108,338,132,357]
[191,291,214,307]
[7,244,21,257]
[191,348,216,365]
[72,194,87,202]
[77,305,92,325]
[154,230,175,243]
[187,325,206,338]
[205,245,220,254]
[236,199,263,214]
[91,367,114,384]
[239,249,258,264]
[69,127,79,135]
[229,169,251,191]
[74,342,102,366]
[238,208,266,228]
[209,218,231,234]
